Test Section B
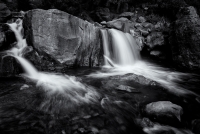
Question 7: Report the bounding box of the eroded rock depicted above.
[23,9,103,68]
[144,101,183,123]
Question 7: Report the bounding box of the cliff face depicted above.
[23,9,103,70]
[170,6,200,70]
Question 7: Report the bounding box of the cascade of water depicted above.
[108,29,140,65]
[89,28,198,97]
[5,19,99,104]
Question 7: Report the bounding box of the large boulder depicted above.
[106,17,134,32]
[144,101,183,125]
[171,6,200,70]
[23,9,103,68]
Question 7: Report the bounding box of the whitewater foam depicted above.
[5,19,99,104]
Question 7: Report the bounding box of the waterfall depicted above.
[101,29,140,66]
[5,19,99,104]
[89,29,199,97]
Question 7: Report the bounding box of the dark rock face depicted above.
[0,3,11,23]
[95,8,112,22]
[23,9,103,68]
[146,32,165,49]
[192,119,200,134]
[0,31,5,48]
[0,56,21,76]
[0,23,21,76]
[171,6,200,70]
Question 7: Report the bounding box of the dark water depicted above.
[0,68,200,134]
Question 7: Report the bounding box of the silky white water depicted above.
[5,19,99,104]
[89,29,198,97]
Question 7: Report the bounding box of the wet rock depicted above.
[89,127,99,134]
[170,6,200,70]
[150,51,162,58]
[146,32,165,49]
[135,118,154,128]
[23,9,102,68]
[144,101,183,124]
[134,23,143,30]
[20,84,29,90]
[0,56,21,76]
[0,3,11,23]
[118,12,134,19]
[106,17,133,32]
[140,29,149,37]
[110,73,157,86]
[192,119,200,134]
[154,22,164,31]
[136,16,146,23]
[142,22,154,31]
[100,21,107,25]
[116,85,140,93]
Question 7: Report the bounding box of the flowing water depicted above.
[88,29,199,97]
[0,20,200,134]
[4,19,99,104]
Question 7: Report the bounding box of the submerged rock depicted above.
[23,9,102,68]
[110,73,157,86]
[144,101,183,124]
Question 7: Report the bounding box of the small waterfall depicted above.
[101,29,140,66]
[89,28,198,97]
[5,19,99,104]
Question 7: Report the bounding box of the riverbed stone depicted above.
[23,9,103,68]
[144,101,183,124]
